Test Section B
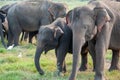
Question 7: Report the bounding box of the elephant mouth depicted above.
[85,35,91,41]
[85,27,97,41]
[85,34,95,41]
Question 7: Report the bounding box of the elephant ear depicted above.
[94,7,111,32]
[54,27,64,40]
[48,4,58,20]
[66,10,73,26]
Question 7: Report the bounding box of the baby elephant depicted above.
[34,17,72,75]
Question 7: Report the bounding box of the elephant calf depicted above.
[34,18,72,75]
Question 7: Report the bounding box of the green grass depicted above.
[0,41,120,80]
[0,0,120,80]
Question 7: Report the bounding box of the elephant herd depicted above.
[0,0,120,80]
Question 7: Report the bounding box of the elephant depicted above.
[34,17,72,75]
[7,0,67,47]
[0,11,7,48]
[66,1,120,80]
[66,9,120,72]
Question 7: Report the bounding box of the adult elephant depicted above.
[66,10,120,72]
[66,1,120,80]
[7,0,66,47]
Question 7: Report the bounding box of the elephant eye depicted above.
[83,25,87,29]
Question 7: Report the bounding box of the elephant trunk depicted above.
[69,32,85,80]
[0,20,7,48]
[34,47,44,75]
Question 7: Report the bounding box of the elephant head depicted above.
[67,6,111,41]
[48,2,67,20]
[67,5,113,80]
[34,18,64,75]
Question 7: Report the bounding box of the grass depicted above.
[0,41,120,80]
[0,0,120,80]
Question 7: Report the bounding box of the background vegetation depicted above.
[0,0,120,80]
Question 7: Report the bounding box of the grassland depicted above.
[0,0,120,80]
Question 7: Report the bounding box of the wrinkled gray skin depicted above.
[7,0,66,47]
[67,1,120,80]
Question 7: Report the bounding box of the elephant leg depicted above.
[7,15,21,47]
[95,40,106,80]
[79,52,88,71]
[23,32,28,41]
[109,50,120,71]
[88,39,96,71]
[55,51,67,73]
[79,42,89,71]
[29,31,38,43]
[95,23,113,80]
[7,29,14,46]
[20,31,24,42]
[63,60,67,73]
[14,34,21,46]
[13,27,22,46]
[55,45,68,76]
[62,60,67,73]
[29,32,33,43]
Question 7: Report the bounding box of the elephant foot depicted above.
[109,66,120,71]
[69,76,76,80]
[79,66,87,71]
[39,70,44,75]
[94,75,105,80]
